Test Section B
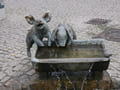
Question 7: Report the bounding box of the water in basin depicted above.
[36,45,104,59]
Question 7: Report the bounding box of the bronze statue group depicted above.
[25,12,76,57]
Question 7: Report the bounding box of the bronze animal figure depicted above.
[51,24,76,47]
[25,12,52,57]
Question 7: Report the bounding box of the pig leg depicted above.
[26,38,34,57]
[32,35,44,46]
[47,32,51,46]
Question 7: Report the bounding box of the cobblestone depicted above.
[110,62,120,69]
[13,65,24,71]
[30,73,39,82]
[0,72,6,80]
[4,68,15,76]
[0,0,120,89]
[4,79,13,87]
[20,59,30,65]
[0,76,10,83]
[27,69,36,76]
[20,65,31,72]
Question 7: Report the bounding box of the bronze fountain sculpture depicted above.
[25,12,52,57]
[25,12,112,89]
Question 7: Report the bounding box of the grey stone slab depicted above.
[4,69,15,76]
[0,72,6,80]
[26,69,35,76]
[20,65,31,72]
[13,65,23,71]
[0,0,120,89]
[4,79,13,87]
[0,76,10,83]
[21,60,30,65]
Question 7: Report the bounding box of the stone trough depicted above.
[31,39,111,73]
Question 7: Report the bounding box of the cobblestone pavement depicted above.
[0,0,120,89]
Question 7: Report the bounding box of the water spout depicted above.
[81,63,94,90]
[49,65,61,90]
[58,68,76,90]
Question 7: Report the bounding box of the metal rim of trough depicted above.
[31,58,109,63]
[31,39,111,63]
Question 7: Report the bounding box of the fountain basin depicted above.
[31,39,111,72]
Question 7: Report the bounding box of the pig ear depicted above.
[25,15,35,25]
[68,25,77,39]
[51,28,58,41]
[65,24,77,40]
[42,12,51,22]
[65,24,73,41]
[66,29,73,40]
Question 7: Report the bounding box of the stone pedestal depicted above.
[0,0,5,20]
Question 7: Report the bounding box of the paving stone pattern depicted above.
[0,0,120,89]
[93,28,120,42]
